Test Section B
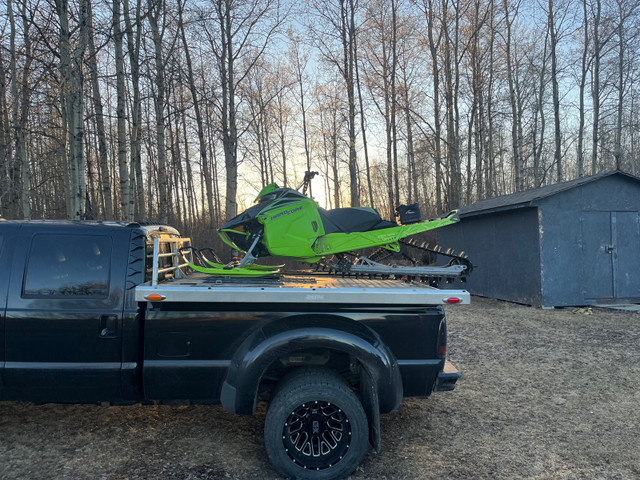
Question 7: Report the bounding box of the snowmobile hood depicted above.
[219,202,264,231]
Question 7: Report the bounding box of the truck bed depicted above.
[135,273,471,305]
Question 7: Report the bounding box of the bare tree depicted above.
[613,0,639,171]
[577,0,589,177]
[178,0,217,224]
[202,0,283,220]
[364,0,397,218]
[148,0,175,223]
[591,0,602,174]
[123,0,145,218]
[308,0,360,207]
[113,0,131,220]
[86,0,113,219]
[8,0,34,219]
[547,0,562,182]
[0,48,11,217]
[288,32,315,197]
[56,0,89,219]
[352,34,375,207]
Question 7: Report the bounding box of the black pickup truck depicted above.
[0,220,467,480]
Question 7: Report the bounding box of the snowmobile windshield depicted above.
[255,186,307,204]
[256,192,278,204]
[255,183,278,203]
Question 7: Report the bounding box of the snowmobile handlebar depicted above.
[300,171,319,195]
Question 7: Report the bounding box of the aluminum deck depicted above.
[135,273,470,306]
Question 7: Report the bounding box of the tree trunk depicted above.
[346,0,359,207]
[87,0,113,219]
[291,39,315,199]
[179,1,216,224]
[56,0,89,219]
[503,0,523,192]
[123,0,145,219]
[113,0,130,220]
[0,49,11,217]
[9,0,32,219]
[548,0,562,182]
[353,28,374,207]
[148,0,168,223]
[614,0,624,171]
[534,37,548,188]
[592,0,601,174]
[485,0,496,197]
[425,0,443,212]
[577,0,588,177]
[390,0,399,209]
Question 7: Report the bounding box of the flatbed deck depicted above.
[135,273,470,305]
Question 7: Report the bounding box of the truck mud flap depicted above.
[360,368,382,453]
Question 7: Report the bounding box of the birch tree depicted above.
[56,0,89,219]
[113,0,131,220]
[148,0,171,223]
[123,0,145,218]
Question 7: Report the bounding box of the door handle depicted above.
[100,315,118,338]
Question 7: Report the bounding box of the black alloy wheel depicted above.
[264,368,368,480]
[283,400,351,469]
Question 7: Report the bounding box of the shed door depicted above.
[614,212,640,298]
[582,211,640,300]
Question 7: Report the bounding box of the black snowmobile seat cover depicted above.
[319,207,396,234]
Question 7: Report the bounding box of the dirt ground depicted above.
[1,297,639,480]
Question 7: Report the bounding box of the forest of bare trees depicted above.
[1,0,639,233]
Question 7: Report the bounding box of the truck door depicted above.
[4,227,126,403]
[0,227,12,399]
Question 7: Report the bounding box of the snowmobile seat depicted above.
[319,207,396,234]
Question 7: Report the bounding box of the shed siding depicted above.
[579,175,640,212]
[438,173,640,307]
[536,176,640,306]
[536,188,584,307]
[438,208,541,305]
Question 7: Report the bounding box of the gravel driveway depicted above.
[1,297,638,479]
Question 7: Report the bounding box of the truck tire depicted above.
[264,367,369,480]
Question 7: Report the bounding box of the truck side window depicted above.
[23,234,112,297]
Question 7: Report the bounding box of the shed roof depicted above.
[458,171,640,218]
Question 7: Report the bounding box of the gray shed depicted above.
[437,171,640,307]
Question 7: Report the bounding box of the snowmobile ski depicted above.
[181,246,281,277]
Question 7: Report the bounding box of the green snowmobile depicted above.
[188,172,470,280]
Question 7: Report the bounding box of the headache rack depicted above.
[147,236,193,287]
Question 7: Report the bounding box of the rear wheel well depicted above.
[257,348,361,403]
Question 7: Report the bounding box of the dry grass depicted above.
[1,297,638,479]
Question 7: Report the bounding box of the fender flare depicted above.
[220,315,403,417]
